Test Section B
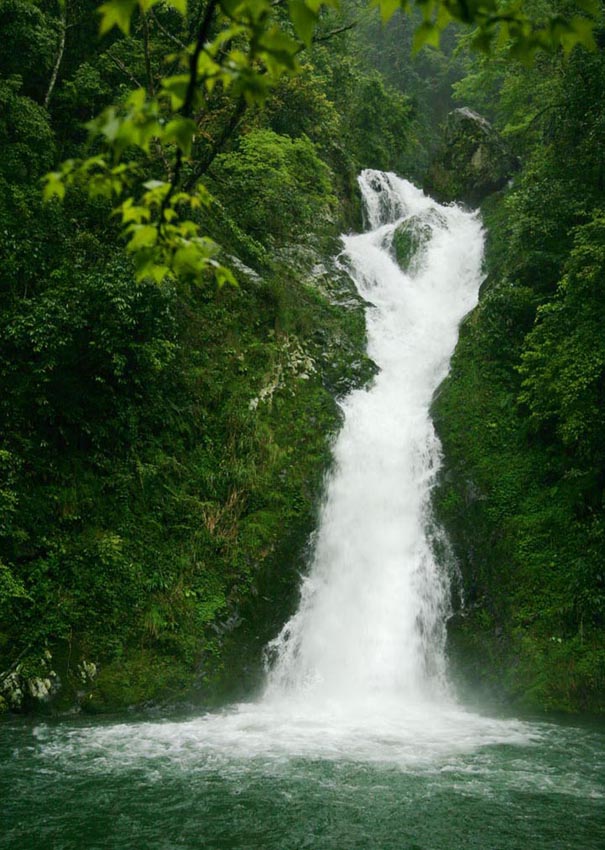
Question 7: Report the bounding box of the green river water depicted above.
[1,706,604,850]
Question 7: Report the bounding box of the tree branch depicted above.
[312,21,357,44]
[185,96,248,189]
[159,0,220,225]
[141,12,156,97]
[106,51,144,89]
[44,6,66,109]
[150,8,187,50]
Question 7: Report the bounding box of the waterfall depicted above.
[264,170,484,708]
[31,173,535,769]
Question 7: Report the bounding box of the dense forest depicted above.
[432,19,605,713]
[0,0,603,715]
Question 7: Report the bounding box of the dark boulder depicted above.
[424,108,519,206]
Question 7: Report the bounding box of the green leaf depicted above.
[219,0,246,17]
[163,118,197,155]
[119,198,150,224]
[143,179,169,191]
[259,27,300,71]
[172,244,206,276]
[562,17,597,54]
[412,21,440,53]
[419,0,435,24]
[288,0,317,47]
[87,171,116,199]
[42,172,65,202]
[161,75,191,110]
[229,64,271,104]
[98,109,122,143]
[98,0,138,36]
[240,0,271,24]
[206,25,246,55]
[126,88,147,110]
[436,3,452,29]
[149,264,172,284]
[215,266,238,288]
[575,0,599,15]
[193,182,213,208]
[133,249,170,283]
[127,224,158,251]
[374,0,401,23]
[197,51,221,82]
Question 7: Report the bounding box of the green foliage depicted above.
[0,78,55,180]
[44,0,341,287]
[375,0,598,58]
[85,650,191,711]
[519,214,605,466]
[39,0,598,289]
[0,0,58,95]
[211,129,336,242]
[263,62,341,144]
[344,70,412,171]
[433,19,605,712]
[0,561,29,618]
[353,10,464,176]
[391,216,431,270]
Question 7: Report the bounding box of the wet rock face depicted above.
[0,661,61,712]
[424,108,518,206]
[0,650,98,714]
[1,671,25,710]
[391,211,445,273]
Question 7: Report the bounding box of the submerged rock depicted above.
[391,211,445,272]
[27,676,54,701]
[1,671,24,710]
[78,660,98,684]
[424,108,518,206]
[0,649,72,713]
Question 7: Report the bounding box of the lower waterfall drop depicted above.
[264,170,484,710]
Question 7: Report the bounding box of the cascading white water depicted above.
[264,170,483,708]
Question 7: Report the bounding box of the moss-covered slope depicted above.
[432,190,605,715]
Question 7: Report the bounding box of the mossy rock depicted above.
[85,650,191,713]
[424,108,518,206]
[447,609,605,715]
[392,217,433,271]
